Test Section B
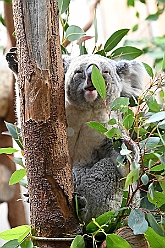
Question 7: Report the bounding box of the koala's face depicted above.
[64,55,122,110]
[63,54,145,110]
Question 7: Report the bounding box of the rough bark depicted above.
[0,2,27,227]
[12,0,81,247]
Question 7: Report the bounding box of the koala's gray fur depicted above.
[63,54,145,223]
[6,51,145,224]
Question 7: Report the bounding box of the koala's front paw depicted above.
[6,47,18,75]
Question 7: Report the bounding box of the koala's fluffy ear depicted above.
[62,55,73,74]
[116,60,146,98]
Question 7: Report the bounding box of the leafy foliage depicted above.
[1,1,165,248]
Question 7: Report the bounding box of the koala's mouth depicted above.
[84,84,96,91]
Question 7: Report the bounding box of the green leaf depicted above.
[150,164,165,171]
[146,95,161,112]
[5,122,24,151]
[148,191,165,207]
[70,235,85,248]
[0,148,18,154]
[106,127,122,139]
[9,169,26,185]
[142,62,154,78]
[162,52,165,72]
[128,209,148,234]
[65,25,85,42]
[0,225,30,242]
[108,118,117,125]
[112,97,129,112]
[87,121,107,133]
[1,240,20,248]
[58,0,70,14]
[147,212,165,237]
[120,147,132,156]
[147,111,165,123]
[1,0,11,3]
[148,182,154,200]
[141,173,149,185]
[145,227,165,248]
[86,211,115,233]
[91,65,106,99]
[146,13,159,21]
[139,137,160,150]
[132,24,138,32]
[127,0,135,6]
[0,14,6,26]
[123,108,135,129]
[158,119,165,129]
[10,157,24,167]
[104,29,129,52]
[111,46,143,60]
[20,240,33,248]
[125,169,139,188]
[106,234,131,248]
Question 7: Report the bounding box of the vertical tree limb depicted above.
[12,0,81,247]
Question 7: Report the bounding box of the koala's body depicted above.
[63,54,145,223]
[6,50,145,224]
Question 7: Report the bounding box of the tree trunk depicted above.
[12,0,81,247]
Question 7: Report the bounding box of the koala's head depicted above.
[63,54,145,110]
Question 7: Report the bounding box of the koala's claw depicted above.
[6,47,18,75]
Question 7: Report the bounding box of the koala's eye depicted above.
[103,70,110,74]
[75,70,83,74]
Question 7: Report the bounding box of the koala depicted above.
[6,49,145,224]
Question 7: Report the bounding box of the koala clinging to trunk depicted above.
[6,49,145,224]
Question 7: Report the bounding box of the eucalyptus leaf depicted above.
[106,234,131,248]
[143,62,154,78]
[139,137,160,150]
[0,225,30,242]
[147,111,165,123]
[86,211,115,233]
[162,52,165,72]
[5,122,24,151]
[127,0,135,6]
[111,46,143,60]
[70,235,85,248]
[87,121,107,134]
[125,169,139,188]
[1,240,20,248]
[148,191,165,207]
[58,0,70,14]
[91,65,106,99]
[20,240,33,248]
[65,25,85,42]
[0,148,18,154]
[147,212,165,236]
[106,127,122,139]
[128,209,148,234]
[112,97,129,112]
[9,169,26,185]
[146,95,161,112]
[123,108,135,129]
[141,173,149,185]
[145,227,165,248]
[104,29,129,52]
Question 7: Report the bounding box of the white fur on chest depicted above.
[66,102,110,167]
